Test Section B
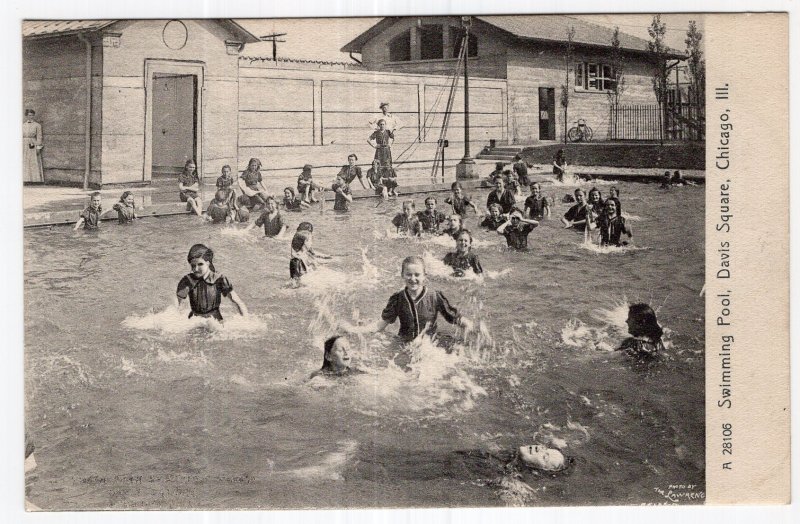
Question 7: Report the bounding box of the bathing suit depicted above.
[283,197,303,211]
[392,213,423,236]
[486,190,516,215]
[417,210,447,233]
[443,251,483,276]
[381,287,461,342]
[513,161,529,186]
[176,271,233,321]
[445,195,473,216]
[480,215,507,231]
[178,171,199,203]
[524,195,549,220]
[618,337,664,359]
[502,223,535,250]
[563,203,589,224]
[331,181,352,211]
[338,165,363,185]
[596,214,631,246]
[112,202,135,224]
[206,201,230,223]
[289,257,307,280]
[79,205,102,230]
[255,211,285,237]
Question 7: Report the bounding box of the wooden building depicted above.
[23,19,259,187]
[342,15,685,144]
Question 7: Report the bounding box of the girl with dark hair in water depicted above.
[176,244,248,321]
[617,303,664,358]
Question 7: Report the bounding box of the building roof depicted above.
[341,15,685,58]
[22,19,261,43]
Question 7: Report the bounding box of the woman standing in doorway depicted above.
[23,109,44,183]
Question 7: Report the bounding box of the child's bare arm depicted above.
[228,291,248,316]
[74,217,85,230]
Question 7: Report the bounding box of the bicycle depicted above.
[567,118,593,142]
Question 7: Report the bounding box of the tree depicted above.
[684,20,705,140]
[647,15,669,146]
[607,26,627,139]
[685,20,705,107]
[560,26,575,144]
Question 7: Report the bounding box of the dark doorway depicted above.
[151,74,197,176]
[538,87,556,141]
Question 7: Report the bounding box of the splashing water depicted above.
[122,304,269,338]
[622,213,642,221]
[578,239,650,255]
[218,225,262,244]
[560,298,630,352]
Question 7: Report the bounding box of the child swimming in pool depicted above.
[444,182,479,217]
[112,191,137,224]
[206,189,234,224]
[497,210,538,250]
[524,182,550,220]
[417,196,448,233]
[443,229,483,277]
[75,192,103,230]
[283,187,309,211]
[480,203,507,231]
[617,303,664,358]
[441,214,464,240]
[596,199,632,247]
[176,244,248,321]
[248,196,288,238]
[310,335,361,378]
[289,230,315,283]
[392,200,423,236]
[345,256,473,342]
[561,189,595,231]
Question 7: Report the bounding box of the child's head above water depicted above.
[119,191,134,205]
[588,187,602,204]
[284,187,296,200]
[321,335,351,372]
[297,222,314,233]
[456,229,473,253]
[626,303,663,341]
[89,191,101,209]
[574,188,585,204]
[530,182,541,196]
[447,214,462,231]
[488,203,501,218]
[402,200,415,216]
[187,243,215,277]
[495,162,505,171]
[213,190,228,204]
[400,256,426,292]
[424,196,437,210]
[265,196,278,212]
[609,186,619,198]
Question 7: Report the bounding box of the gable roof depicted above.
[341,15,685,58]
[22,19,261,43]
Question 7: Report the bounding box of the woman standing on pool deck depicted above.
[345,256,473,343]
[178,160,203,216]
[176,244,248,321]
[368,119,394,168]
[553,149,567,182]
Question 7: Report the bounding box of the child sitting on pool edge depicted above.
[344,256,473,342]
[176,243,248,321]
[443,229,483,277]
[617,303,664,359]
[75,192,103,230]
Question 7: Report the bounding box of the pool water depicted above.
[24,180,705,509]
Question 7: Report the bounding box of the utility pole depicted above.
[259,33,287,61]
[456,16,477,180]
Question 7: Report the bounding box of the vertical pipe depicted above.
[462,26,470,160]
[77,33,92,190]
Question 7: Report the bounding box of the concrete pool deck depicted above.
[23,162,704,228]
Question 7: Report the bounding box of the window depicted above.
[449,26,478,58]
[420,25,443,60]
[389,30,411,62]
[575,61,617,92]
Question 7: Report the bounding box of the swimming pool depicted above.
[24,179,705,508]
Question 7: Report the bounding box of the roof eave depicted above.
[515,35,685,60]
